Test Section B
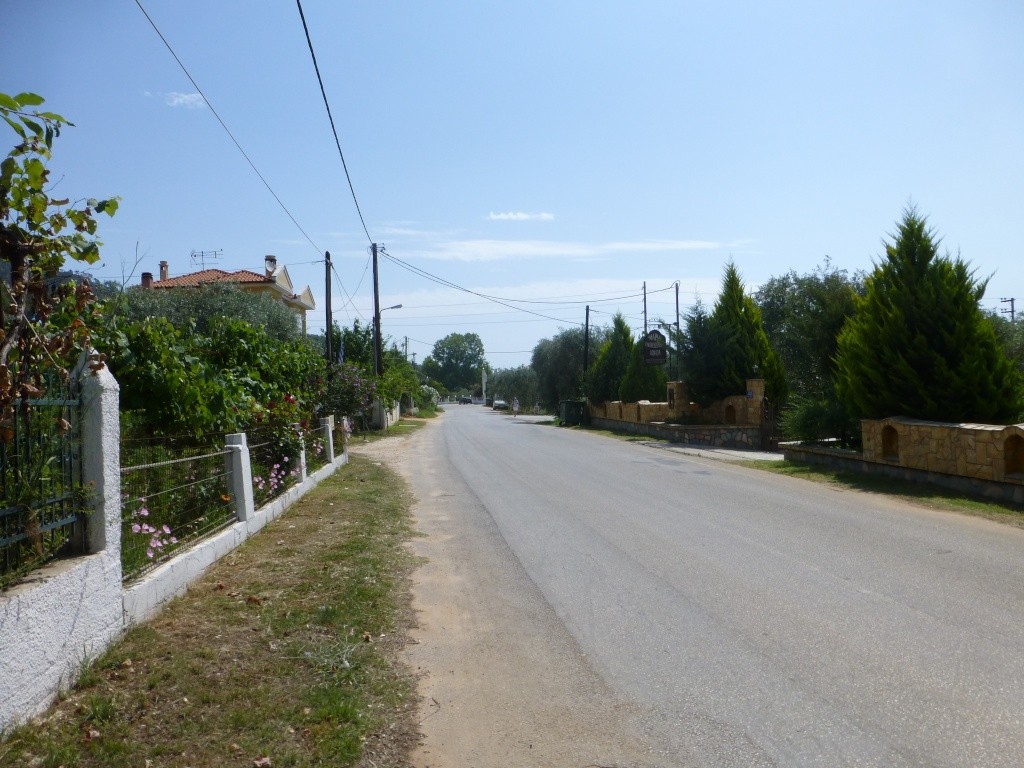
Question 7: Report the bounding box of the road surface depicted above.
[365,407,1024,767]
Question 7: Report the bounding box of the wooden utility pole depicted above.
[643,281,648,334]
[1001,297,1016,324]
[372,243,382,376]
[325,251,333,366]
[674,281,680,381]
[584,305,590,373]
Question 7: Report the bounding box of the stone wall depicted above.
[590,417,762,449]
[862,418,1024,483]
[596,379,766,428]
[586,378,767,449]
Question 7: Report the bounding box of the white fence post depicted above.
[293,423,307,482]
[320,415,335,463]
[78,355,122,561]
[225,433,255,522]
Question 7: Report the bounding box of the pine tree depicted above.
[835,208,1023,423]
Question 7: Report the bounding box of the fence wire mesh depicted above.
[247,424,303,508]
[0,384,84,591]
[303,424,329,473]
[120,434,235,582]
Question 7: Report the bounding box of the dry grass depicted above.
[1,455,421,768]
[740,459,1024,528]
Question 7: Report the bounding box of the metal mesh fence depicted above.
[303,424,329,473]
[246,424,303,508]
[120,434,235,582]
[0,384,83,591]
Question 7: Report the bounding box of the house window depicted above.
[1005,434,1024,477]
[882,425,899,462]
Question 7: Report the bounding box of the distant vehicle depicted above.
[459,395,472,404]
[492,399,509,410]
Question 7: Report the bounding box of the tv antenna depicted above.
[190,249,223,269]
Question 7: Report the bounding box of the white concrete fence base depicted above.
[0,358,349,733]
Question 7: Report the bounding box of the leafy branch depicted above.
[0,91,119,439]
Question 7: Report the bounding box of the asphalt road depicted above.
[400,406,1024,767]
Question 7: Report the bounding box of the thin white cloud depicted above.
[488,211,555,221]
[417,238,726,262]
[165,92,205,109]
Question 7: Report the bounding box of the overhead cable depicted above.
[133,0,324,257]
[295,0,373,243]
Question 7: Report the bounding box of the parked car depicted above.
[492,399,509,410]
[459,395,472,404]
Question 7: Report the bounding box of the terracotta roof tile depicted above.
[153,269,271,289]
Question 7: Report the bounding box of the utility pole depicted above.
[643,282,648,334]
[674,281,680,381]
[324,251,333,366]
[1001,297,1016,324]
[372,243,383,376]
[584,305,590,374]
[404,336,409,361]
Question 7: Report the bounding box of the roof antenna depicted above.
[190,249,223,269]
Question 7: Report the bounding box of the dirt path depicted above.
[352,418,666,768]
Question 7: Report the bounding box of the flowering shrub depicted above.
[322,363,377,422]
[253,460,299,496]
[419,384,441,407]
[129,500,178,559]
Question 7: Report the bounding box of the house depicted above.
[140,255,316,334]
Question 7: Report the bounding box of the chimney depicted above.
[141,272,153,289]
[265,254,278,277]
[159,260,169,281]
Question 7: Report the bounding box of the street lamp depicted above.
[374,304,403,375]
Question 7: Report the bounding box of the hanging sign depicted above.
[643,329,667,365]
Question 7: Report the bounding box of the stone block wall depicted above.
[597,379,766,428]
[862,418,1024,484]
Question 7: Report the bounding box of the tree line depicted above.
[441,208,1023,441]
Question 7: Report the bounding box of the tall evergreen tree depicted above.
[679,300,730,407]
[618,334,668,402]
[586,313,634,403]
[835,208,1023,423]
[683,264,787,406]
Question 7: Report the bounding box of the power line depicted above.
[294,0,372,243]
[133,0,323,257]
[380,249,580,325]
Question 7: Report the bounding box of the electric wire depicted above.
[295,0,372,243]
[133,0,324,257]
[379,249,583,326]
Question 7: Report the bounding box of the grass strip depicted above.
[1,455,420,768]
[739,459,1024,528]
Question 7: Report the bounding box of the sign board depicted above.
[643,329,667,365]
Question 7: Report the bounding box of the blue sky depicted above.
[3,1,1022,368]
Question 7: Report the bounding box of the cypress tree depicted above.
[835,208,1023,423]
[586,313,634,403]
[710,264,788,404]
[619,335,668,402]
